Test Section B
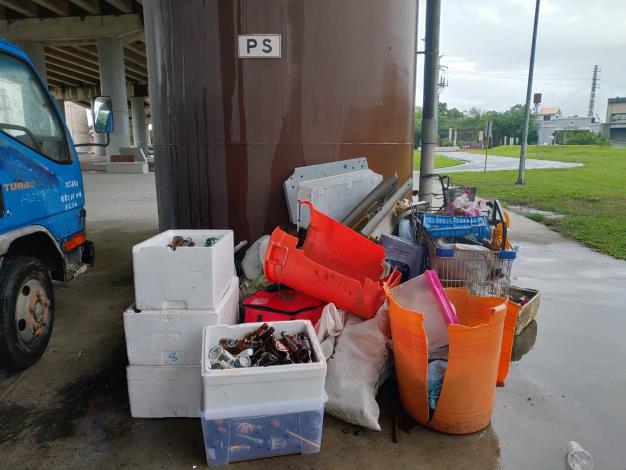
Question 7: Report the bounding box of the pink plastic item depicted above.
[424,270,459,325]
[387,270,458,350]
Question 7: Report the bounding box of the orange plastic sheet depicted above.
[265,201,401,319]
[385,286,510,434]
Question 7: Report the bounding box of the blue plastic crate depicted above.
[421,214,491,241]
[202,399,325,466]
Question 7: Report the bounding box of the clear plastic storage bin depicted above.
[201,397,326,466]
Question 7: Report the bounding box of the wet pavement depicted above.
[1,172,625,469]
[433,150,581,172]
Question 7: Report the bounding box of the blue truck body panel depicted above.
[0,39,85,247]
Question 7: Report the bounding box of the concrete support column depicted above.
[17,41,47,86]
[146,125,152,146]
[94,131,106,157]
[97,37,130,155]
[131,96,148,154]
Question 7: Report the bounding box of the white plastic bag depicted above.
[242,235,270,280]
[318,303,391,431]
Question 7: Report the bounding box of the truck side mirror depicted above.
[92,96,114,134]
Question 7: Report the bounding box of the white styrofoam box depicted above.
[124,276,239,366]
[201,320,327,413]
[296,169,383,227]
[133,229,234,310]
[127,365,201,418]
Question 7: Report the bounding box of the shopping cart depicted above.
[422,201,516,297]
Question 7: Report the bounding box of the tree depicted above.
[414,106,422,148]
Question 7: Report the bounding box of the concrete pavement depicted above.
[434,150,581,172]
[1,172,625,469]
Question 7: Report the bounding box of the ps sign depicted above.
[238,35,281,58]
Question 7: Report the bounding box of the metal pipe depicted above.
[361,178,412,237]
[517,0,541,186]
[418,0,441,207]
[341,175,398,228]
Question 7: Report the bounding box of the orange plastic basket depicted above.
[385,286,512,434]
[265,201,401,319]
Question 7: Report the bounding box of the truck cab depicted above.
[0,40,107,370]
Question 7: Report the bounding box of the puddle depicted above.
[508,205,564,221]
[0,357,131,448]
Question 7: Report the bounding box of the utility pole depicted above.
[419,0,441,207]
[588,65,600,119]
[516,0,541,186]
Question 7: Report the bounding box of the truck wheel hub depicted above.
[15,278,49,346]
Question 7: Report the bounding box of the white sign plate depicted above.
[238,34,281,58]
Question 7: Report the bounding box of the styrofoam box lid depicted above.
[132,229,233,252]
[201,320,326,378]
[126,276,239,316]
[201,392,328,421]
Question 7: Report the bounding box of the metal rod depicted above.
[361,178,412,237]
[418,0,441,206]
[341,175,398,228]
[517,0,541,186]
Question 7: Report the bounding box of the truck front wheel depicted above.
[0,256,55,370]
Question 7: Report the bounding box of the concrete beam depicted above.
[47,64,97,84]
[0,0,37,17]
[46,59,99,82]
[47,69,80,86]
[124,42,145,58]
[0,14,142,42]
[68,0,99,15]
[49,45,98,66]
[105,0,133,14]
[45,47,100,74]
[32,0,69,15]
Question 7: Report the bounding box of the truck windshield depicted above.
[0,51,69,163]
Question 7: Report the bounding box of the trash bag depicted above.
[242,235,270,280]
[317,303,391,431]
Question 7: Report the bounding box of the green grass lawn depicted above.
[452,145,626,259]
[413,149,464,169]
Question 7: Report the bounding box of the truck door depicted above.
[0,47,85,241]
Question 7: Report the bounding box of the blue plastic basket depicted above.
[421,214,491,241]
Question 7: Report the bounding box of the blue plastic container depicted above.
[421,214,491,241]
[202,397,326,466]
[381,234,425,280]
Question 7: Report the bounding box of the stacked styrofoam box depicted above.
[200,320,327,465]
[296,169,383,227]
[126,229,238,418]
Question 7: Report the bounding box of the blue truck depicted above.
[0,40,112,370]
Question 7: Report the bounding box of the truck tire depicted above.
[0,256,55,370]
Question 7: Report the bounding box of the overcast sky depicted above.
[415,0,626,120]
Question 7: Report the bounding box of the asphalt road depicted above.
[434,150,581,173]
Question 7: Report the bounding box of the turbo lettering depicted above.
[2,181,36,192]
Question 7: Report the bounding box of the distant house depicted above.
[606,97,626,144]
[536,107,605,145]
[537,107,561,121]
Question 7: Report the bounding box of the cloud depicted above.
[415,0,626,119]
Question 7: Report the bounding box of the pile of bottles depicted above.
[208,323,314,369]
[204,409,324,464]
[167,235,195,250]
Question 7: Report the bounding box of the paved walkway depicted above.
[434,150,581,173]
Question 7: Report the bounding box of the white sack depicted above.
[242,235,270,280]
[322,303,391,431]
